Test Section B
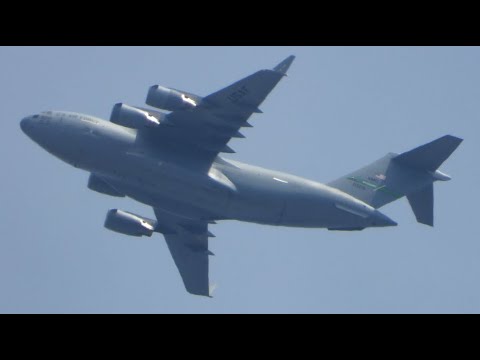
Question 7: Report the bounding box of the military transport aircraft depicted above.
[20,56,462,297]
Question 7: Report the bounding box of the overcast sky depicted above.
[1,46,479,313]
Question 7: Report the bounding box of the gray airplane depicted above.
[20,56,462,297]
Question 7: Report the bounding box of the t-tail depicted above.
[328,135,463,226]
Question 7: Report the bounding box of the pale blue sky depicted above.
[1,46,479,313]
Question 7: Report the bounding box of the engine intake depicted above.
[104,209,157,237]
[146,85,201,111]
[110,103,165,129]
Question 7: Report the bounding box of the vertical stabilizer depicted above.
[407,184,434,226]
[328,135,462,226]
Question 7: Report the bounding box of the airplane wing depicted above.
[154,207,215,297]
[141,56,295,169]
[144,58,294,294]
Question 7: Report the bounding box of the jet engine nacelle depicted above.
[110,103,166,129]
[146,85,201,111]
[104,209,157,237]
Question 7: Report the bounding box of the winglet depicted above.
[273,55,296,75]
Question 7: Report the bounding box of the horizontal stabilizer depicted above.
[394,135,463,171]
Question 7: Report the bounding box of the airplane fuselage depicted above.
[20,111,396,230]
[19,54,463,298]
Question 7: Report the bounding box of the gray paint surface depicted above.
[19,56,461,297]
[2,47,479,312]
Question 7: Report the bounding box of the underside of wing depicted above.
[154,207,215,297]
[136,56,295,169]
[164,232,211,297]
